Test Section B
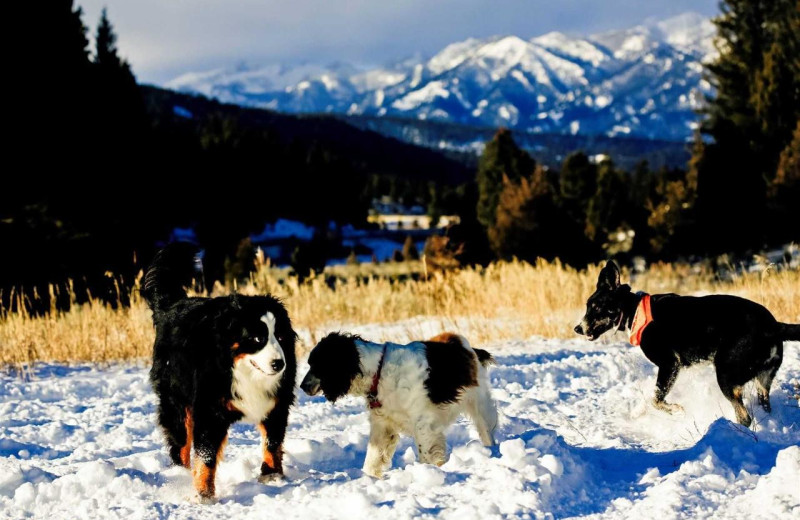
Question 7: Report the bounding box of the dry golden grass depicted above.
[1,256,799,368]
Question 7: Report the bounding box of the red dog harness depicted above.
[366,344,387,409]
[629,294,653,347]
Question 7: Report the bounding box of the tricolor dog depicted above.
[575,261,800,426]
[142,243,297,502]
[300,332,497,477]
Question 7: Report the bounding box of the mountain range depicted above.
[166,12,715,145]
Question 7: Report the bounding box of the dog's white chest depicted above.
[230,364,278,423]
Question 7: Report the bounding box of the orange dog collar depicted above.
[629,294,653,346]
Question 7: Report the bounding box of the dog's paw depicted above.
[189,492,217,505]
[257,472,285,484]
[653,400,684,414]
[362,467,384,479]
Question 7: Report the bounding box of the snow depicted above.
[532,32,609,68]
[171,105,193,119]
[392,81,450,111]
[652,12,717,59]
[426,38,484,75]
[250,219,315,242]
[350,69,407,93]
[2,325,798,519]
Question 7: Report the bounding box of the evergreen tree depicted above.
[25,1,91,137]
[647,135,700,255]
[476,129,536,230]
[627,160,657,254]
[769,120,800,243]
[96,9,122,69]
[694,0,800,253]
[558,151,597,223]
[585,158,629,244]
[53,0,91,73]
[774,121,800,190]
[488,167,583,263]
[92,8,139,93]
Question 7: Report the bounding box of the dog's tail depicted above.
[427,332,494,367]
[777,323,800,342]
[141,243,200,314]
[473,348,495,368]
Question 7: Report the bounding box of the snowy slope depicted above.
[1,321,798,519]
[165,12,716,141]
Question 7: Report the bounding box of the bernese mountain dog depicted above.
[142,243,297,502]
[300,332,497,478]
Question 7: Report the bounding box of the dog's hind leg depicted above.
[157,399,192,468]
[363,418,399,478]
[414,420,447,467]
[755,351,781,413]
[652,362,683,414]
[464,384,497,446]
[717,376,752,427]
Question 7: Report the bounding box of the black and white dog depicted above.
[142,243,297,501]
[575,261,800,426]
[300,332,497,477]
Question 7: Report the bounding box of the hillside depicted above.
[142,86,472,186]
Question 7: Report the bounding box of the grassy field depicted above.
[1,256,799,368]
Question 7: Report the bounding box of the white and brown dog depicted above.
[300,332,497,478]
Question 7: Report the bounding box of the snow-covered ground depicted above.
[1,324,799,519]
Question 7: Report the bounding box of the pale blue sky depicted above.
[77,0,719,84]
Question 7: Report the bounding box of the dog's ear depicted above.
[597,261,620,290]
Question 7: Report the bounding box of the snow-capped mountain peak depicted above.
[165,12,715,141]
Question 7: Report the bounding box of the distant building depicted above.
[367,197,460,230]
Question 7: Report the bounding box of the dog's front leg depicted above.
[652,362,683,414]
[414,420,447,467]
[363,419,399,478]
[257,403,290,482]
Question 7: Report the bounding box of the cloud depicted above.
[76,0,718,83]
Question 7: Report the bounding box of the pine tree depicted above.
[59,1,91,71]
[96,9,119,68]
[559,152,597,209]
[693,0,800,253]
[774,121,800,191]
[31,1,91,118]
[488,166,570,262]
[769,120,800,243]
[558,151,598,235]
[476,129,536,230]
[93,7,136,85]
[646,135,701,255]
[585,158,629,244]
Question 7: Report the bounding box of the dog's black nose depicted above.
[271,359,285,372]
[574,324,584,335]
[300,372,321,396]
